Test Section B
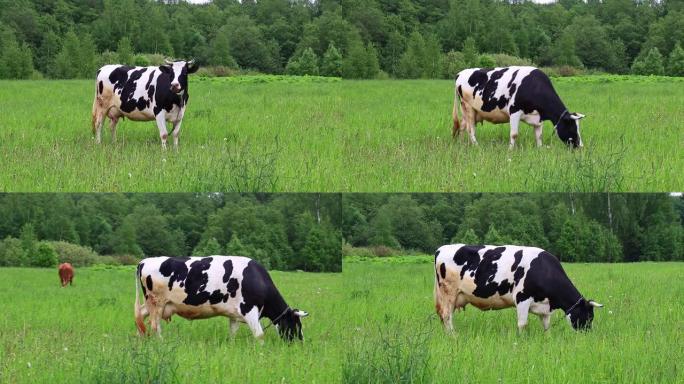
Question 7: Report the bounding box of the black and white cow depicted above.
[434,244,602,332]
[453,66,585,148]
[92,59,199,149]
[134,256,309,342]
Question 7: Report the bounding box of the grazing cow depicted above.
[434,244,602,332]
[92,59,199,149]
[135,256,309,342]
[453,66,585,148]
[58,263,74,287]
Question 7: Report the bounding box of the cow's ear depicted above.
[587,300,603,308]
[187,61,199,74]
[293,309,309,318]
[159,65,172,74]
[569,112,585,120]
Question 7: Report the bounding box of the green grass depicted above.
[0,266,345,383]
[342,260,684,383]
[2,261,682,383]
[0,76,682,191]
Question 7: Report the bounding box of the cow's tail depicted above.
[134,265,147,336]
[452,84,461,139]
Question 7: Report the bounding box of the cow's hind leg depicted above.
[540,314,551,331]
[462,103,477,145]
[146,296,164,338]
[92,99,106,144]
[171,120,182,150]
[108,112,120,143]
[515,297,533,333]
[509,111,523,149]
[229,318,239,338]
[243,306,265,344]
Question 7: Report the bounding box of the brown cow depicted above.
[58,263,74,287]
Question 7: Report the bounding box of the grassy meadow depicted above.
[0,266,346,383]
[342,258,683,383]
[0,75,682,192]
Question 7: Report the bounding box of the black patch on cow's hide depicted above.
[222,260,240,300]
[118,68,148,113]
[137,262,146,297]
[479,68,509,112]
[453,245,484,279]
[513,266,525,286]
[209,289,225,305]
[516,251,582,311]
[507,70,519,88]
[146,275,153,291]
[183,257,213,306]
[511,250,523,272]
[98,80,103,94]
[159,257,190,291]
[153,69,183,116]
[472,247,509,298]
[108,66,134,93]
[145,72,154,90]
[439,263,446,280]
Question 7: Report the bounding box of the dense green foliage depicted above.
[343,193,684,262]
[342,261,683,383]
[1,0,684,79]
[1,77,681,192]
[0,194,342,272]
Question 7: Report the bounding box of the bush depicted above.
[286,47,319,76]
[539,65,582,77]
[111,254,140,265]
[443,50,467,78]
[667,42,684,76]
[32,242,59,268]
[48,241,99,267]
[491,53,534,67]
[478,54,496,68]
[0,237,27,266]
[195,66,239,77]
[99,50,118,66]
[133,54,150,67]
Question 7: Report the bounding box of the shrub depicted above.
[48,241,99,267]
[478,54,496,68]
[667,42,684,76]
[631,47,665,75]
[286,47,319,76]
[133,54,150,67]
[32,242,59,268]
[0,237,27,266]
[371,245,394,257]
[99,50,118,66]
[112,254,140,265]
[443,50,467,78]
[491,53,534,67]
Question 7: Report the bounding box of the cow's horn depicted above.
[187,59,195,65]
[164,58,174,65]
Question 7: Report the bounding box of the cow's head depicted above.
[276,308,309,342]
[556,112,585,148]
[567,298,602,330]
[160,59,199,94]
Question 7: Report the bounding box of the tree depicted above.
[422,33,444,78]
[209,28,238,68]
[20,223,37,258]
[341,33,372,79]
[369,209,400,248]
[632,47,665,75]
[462,36,479,68]
[194,237,223,256]
[483,224,514,245]
[109,218,143,257]
[117,36,134,65]
[397,31,426,78]
[443,50,467,78]
[551,29,582,67]
[286,47,320,76]
[0,33,34,79]
[54,30,81,78]
[0,237,27,267]
[667,42,684,76]
[321,42,343,77]
[453,228,480,244]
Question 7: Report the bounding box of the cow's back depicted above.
[139,256,254,318]
[435,244,545,309]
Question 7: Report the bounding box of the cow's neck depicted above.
[262,293,289,322]
[552,283,583,313]
[547,100,569,126]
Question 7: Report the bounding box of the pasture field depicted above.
[0,266,347,383]
[0,75,682,192]
[342,258,684,383]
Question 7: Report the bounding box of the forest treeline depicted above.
[0,194,342,272]
[343,193,684,262]
[1,0,684,80]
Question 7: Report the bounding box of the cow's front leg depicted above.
[243,307,265,344]
[155,112,169,150]
[171,120,182,150]
[515,297,532,333]
[509,111,522,149]
[534,123,543,147]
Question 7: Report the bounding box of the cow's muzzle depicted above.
[171,84,182,93]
